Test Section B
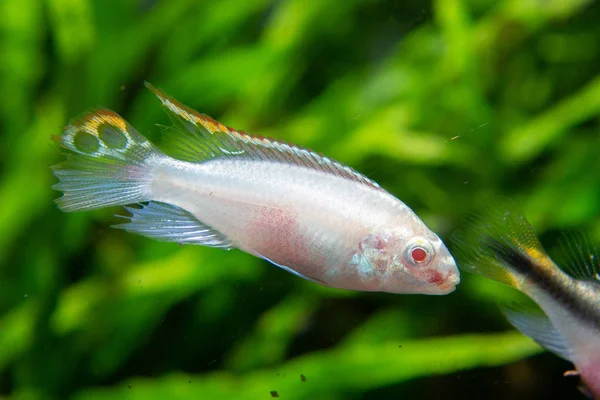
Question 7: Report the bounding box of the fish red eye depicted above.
[402,237,434,268]
[411,247,428,263]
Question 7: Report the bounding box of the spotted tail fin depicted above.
[52,109,164,212]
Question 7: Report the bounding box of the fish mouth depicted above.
[418,275,458,295]
[447,270,461,288]
[429,282,457,295]
[431,265,460,295]
[420,254,460,294]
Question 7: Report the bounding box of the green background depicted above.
[1,0,599,399]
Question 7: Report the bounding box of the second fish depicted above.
[52,83,460,295]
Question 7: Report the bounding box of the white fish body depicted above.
[529,276,600,398]
[52,83,459,295]
[453,201,600,398]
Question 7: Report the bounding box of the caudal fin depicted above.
[52,109,163,212]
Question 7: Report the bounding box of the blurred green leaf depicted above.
[0,98,65,261]
[46,0,95,65]
[1,0,598,398]
[0,0,44,141]
[226,292,320,372]
[71,331,541,400]
[501,75,600,163]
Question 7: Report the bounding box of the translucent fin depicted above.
[250,250,325,285]
[501,298,573,361]
[115,202,233,248]
[144,82,383,191]
[52,110,163,212]
[552,231,600,282]
[451,198,554,289]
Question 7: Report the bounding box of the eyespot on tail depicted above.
[450,197,553,289]
[53,109,157,161]
[52,109,164,212]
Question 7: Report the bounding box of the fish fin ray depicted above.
[451,197,553,289]
[145,82,383,192]
[114,201,233,248]
[249,250,326,285]
[501,299,573,361]
[552,231,600,281]
[52,109,163,212]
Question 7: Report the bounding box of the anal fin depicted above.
[115,201,233,249]
[501,300,573,362]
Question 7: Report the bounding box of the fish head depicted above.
[354,227,460,294]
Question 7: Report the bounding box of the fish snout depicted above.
[435,259,461,294]
[443,269,461,292]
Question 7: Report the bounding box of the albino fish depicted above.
[52,83,459,295]
[452,199,600,398]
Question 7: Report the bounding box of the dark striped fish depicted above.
[452,199,600,399]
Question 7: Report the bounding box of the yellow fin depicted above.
[144,82,384,191]
[451,198,555,289]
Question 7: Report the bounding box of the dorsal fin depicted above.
[451,197,550,289]
[552,231,600,282]
[144,82,384,192]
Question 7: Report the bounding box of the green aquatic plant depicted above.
[0,0,599,398]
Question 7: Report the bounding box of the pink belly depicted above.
[579,359,600,399]
[244,204,316,272]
